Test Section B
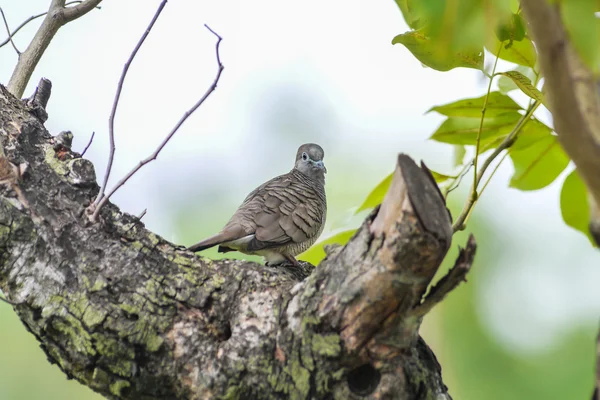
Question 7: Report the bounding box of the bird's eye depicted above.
[302,152,308,161]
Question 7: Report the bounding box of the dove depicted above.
[188,143,327,266]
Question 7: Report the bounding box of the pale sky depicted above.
[1,0,598,354]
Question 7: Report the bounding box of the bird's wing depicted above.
[246,177,325,252]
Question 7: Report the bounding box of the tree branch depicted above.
[0,2,96,50]
[0,83,470,398]
[7,0,103,98]
[91,23,224,221]
[521,0,600,245]
[62,0,102,22]
[94,0,168,208]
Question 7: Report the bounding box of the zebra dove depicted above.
[188,143,327,265]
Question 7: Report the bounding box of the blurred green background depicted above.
[1,0,599,399]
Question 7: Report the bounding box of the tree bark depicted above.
[521,0,600,247]
[0,83,474,399]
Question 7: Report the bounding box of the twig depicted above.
[0,294,19,306]
[90,25,224,221]
[80,131,95,157]
[452,102,541,232]
[411,234,477,318]
[0,2,97,49]
[478,150,509,197]
[93,0,167,207]
[0,7,20,54]
[137,208,147,220]
[444,159,473,198]
[473,46,502,190]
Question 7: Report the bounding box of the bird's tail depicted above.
[188,232,232,253]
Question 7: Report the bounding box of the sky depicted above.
[1,0,599,357]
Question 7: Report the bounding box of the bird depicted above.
[188,143,327,266]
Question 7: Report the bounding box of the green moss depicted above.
[44,145,69,176]
[312,334,341,357]
[173,252,193,266]
[70,295,90,318]
[90,276,108,292]
[0,224,11,240]
[300,336,315,371]
[92,367,110,385]
[144,332,164,352]
[301,314,320,329]
[290,359,310,400]
[110,380,131,396]
[51,314,95,356]
[82,306,108,328]
[220,385,241,400]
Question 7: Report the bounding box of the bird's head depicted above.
[294,143,326,183]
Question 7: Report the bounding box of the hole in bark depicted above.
[221,322,232,341]
[347,364,380,396]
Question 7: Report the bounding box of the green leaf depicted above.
[430,112,522,145]
[498,71,546,106]
[453,145,466,167]
[561,0,600,72]
[394,0,427,30]
[495,13,526,42]
[509,135,570,190]
[299,229,357,265]
[429,170,457,182]
[486,36,537,68]
[392,31,484,71]
[560,169,595,245]
[428,91,522,117]
[356,173,393,212]
[511,119,553,150]
[497,66,536,94]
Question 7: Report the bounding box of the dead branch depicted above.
[90,23,224,221]
[94,0,168,207]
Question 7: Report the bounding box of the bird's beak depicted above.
[315,160,327,173]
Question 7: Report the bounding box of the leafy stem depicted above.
[473,46,503,191]
[453,101,541,232]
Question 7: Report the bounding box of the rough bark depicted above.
[0,83,474,400]
[521,0,600,247]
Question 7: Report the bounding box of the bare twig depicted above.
[444,159,473,198]
[0,7,21,54]
[137,208,147,220]
[7,0,103,98]
[94,0,168,207]
[452,102,541,232]
[0,2,97,50]
[90,25,224,221]
[411,234,477,318]
[0,294,19,306]
[80,131,95,157]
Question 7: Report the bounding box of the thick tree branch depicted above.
[521,0,600,245]
[0,84,472,398]
[0,2,95,50]
[7,0,103,98]
[62,0,103,22]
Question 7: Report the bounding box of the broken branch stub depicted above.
[291,154,456,367]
